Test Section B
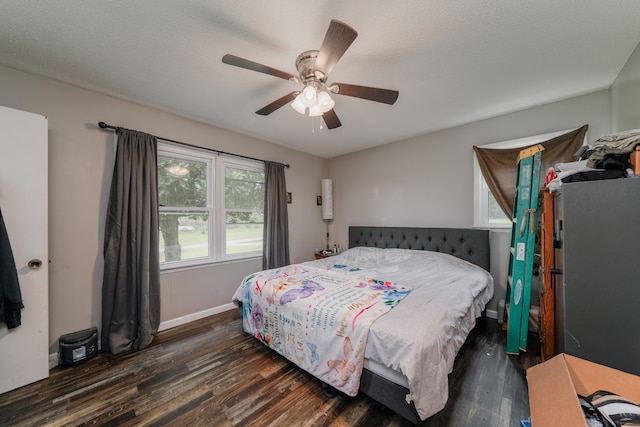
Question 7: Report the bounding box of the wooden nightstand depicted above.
[314,251,335,259]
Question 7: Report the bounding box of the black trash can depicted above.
[59,327,98,366]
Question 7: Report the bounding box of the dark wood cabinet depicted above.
[538,189,556,361]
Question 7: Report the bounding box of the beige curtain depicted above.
[473,125,588,218]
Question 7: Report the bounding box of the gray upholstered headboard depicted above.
[348,226,490,271]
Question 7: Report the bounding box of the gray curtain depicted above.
[262,161,290,269]
[102,128,160,354]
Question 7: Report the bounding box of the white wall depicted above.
[611,41,640,132]
[327,90,611,312]
[0,65,328,353]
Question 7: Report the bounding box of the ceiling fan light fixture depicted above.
[223,19,398,130]
[291,83,334,116]
[317,90,335,113]
[291,94,306,114]
[308,104,324,117]
[301,84,317,107]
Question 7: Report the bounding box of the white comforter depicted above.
[233,246,493,420]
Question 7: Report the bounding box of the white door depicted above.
[0,105,49,394]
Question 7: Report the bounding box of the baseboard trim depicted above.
[158,303,236,332]
[485,309,498,320]
[49,353,59,370]
[47,304,237,370]
[49,305,497,370]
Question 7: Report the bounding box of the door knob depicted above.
[28,259,43,269]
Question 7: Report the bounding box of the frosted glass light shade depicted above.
[301,85,317,107]
[308,104,323,117]
[317,91,335,113]
[291,95,306,114]
[291,85,335,117]
[321,178,333,220]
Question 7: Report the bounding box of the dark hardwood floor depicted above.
[0,310,538,426]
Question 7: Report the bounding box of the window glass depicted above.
[157,145,264,268]
[488,192,510,225]
[224,164,264,256]
[158,153,211,265]
[158,156,207,207]
[159,211,210,263]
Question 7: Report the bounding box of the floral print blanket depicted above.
[239,264,411,396]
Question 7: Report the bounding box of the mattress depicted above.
[233,246,493,420]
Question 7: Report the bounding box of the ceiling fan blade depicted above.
[255,92,298,115]
[332,82,399,105]
[222,54,296,81]
[323,109,342,129]
[314,20,358,79]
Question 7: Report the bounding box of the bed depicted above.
[232,226,493,423]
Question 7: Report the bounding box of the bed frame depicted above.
[348,226,490,423]
[348,226,490,271]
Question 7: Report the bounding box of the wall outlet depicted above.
[48,353,59,370]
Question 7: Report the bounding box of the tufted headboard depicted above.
[348,226,490,271]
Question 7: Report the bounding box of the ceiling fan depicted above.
[222,19,399,129]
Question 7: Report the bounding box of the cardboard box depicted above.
[527,353,640,426]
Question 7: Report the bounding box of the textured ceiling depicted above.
[1,1,640,158]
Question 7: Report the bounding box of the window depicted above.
[222,160,264,256]
[473,129,574,228]
[158,143,264,268]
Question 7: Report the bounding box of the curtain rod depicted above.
[97,121,289,168]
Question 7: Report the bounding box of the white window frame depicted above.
[217,156,265,261]
[158,142,264,270]
[473,129,579,229]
